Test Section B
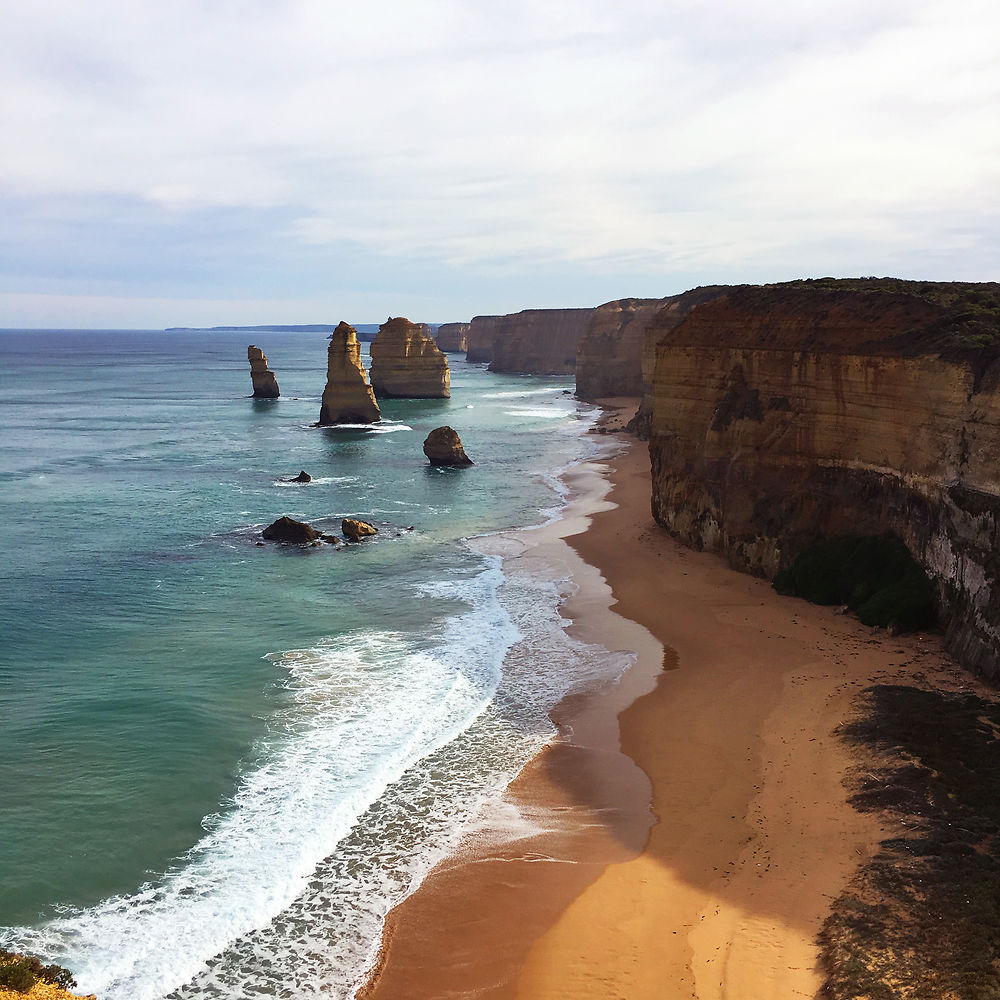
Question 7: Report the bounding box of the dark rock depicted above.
[423,426,473,466]
[283,470,312,483]
[342,518,378,542]
[262,516,318,543]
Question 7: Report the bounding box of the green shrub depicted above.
[0,955,37,993]
[773,534,935,631]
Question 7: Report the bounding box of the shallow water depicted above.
[0,329,622,998]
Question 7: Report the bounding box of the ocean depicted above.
[0,329,624,999]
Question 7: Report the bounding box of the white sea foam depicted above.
[3,561,518,1000]
[479,387,568,400]
[504,407,568,419]
[271,476,357,488]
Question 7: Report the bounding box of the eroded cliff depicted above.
[318,321,381,425]
[488,308,593,375]
[247,345,279,398]
[436,322,470,352]
[369,317,450,398]
[466,315,503,364]
[647,278,1000,679]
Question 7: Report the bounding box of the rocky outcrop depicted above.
[369,317,450,398]
[646,278,1000,680]
[262,516,318,543]
[282,470,312,483]
[466,315,504,364]
[423,426,473,466]
[318,322,381,425]
[436,322,470,352]
[248,345,279,398]
[488,308,594,375]
[342,518,377,542]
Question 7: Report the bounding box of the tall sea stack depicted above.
[248,345,279,398]
[318,322,381,425]
[369,317,450,398]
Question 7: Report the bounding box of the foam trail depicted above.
[1,561,517,1000]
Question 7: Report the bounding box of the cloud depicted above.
[0,0,997,324]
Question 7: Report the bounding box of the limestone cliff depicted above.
[318,321,381,425]
[488,308,594,375]
[369,317,450,398]
[436,322,470,352]
[466,315,503,364]
[647,278,1000,679]
[576,298,671,400]
[247,345,279,398]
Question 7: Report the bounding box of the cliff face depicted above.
[466,315,503,364]
[369,317,450,398]
[576,298,671,400]
[318,322,381,425]
[436,322,470,352]
[647,279,1000,679]
[488,308,594,375]
[247,345,279,398]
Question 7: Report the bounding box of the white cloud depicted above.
[1,0,997,324]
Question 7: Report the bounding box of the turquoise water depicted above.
[0,330,618,998]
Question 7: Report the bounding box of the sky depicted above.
[1,0,998,328]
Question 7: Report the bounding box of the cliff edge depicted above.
[647,278,1000,679]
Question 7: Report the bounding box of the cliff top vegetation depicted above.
[661,277,1000,362]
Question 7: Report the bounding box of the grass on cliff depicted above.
[773,534,936,632]
[0,951,76,995]
[820,684,1000,1000]
[740,277,1000,359]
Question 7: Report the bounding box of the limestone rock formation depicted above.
[318,322,382,425]
[487,308,594,375]
[645,277,1000,679]
[342,518,378,542]
[423,426,473,466]
[466,315,504,364]
[248,345,279,398]
[262,516,318,543]
[369,317,450,398]
[436,322,470,352]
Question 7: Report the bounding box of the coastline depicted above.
[358,410,982,999]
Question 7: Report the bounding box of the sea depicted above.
[0,329,626,999]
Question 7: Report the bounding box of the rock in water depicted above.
[248,345,280,398]
[423,426,473,466]
[262,516,318,543]
[318,322,381,425]
[436,322,470,352]
[284,470,312,483]
[369,317,450,398]
[342,518,378,542]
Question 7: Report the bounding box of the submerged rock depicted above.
[369,317,450,398]
[318,322,381,425]
[342,518,378,542]
[248,345,280,398]
[262,516,319,543]
[423,426,473,466]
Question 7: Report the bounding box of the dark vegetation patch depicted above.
[773,534,936,632]
[821,685,1000,1000]
[0,948,76,993]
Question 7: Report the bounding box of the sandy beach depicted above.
[359,412,982,1000]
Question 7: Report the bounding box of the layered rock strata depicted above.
[487,308,594,375]
[369,317,450,398]
[647,278,1000,679]
[318,322,381,425]
[247,345,279,398]
[466,315,503,364]
[423,426,473,466]
[435,322,470,352]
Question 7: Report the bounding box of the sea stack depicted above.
[435,322,470,353]
[248,345,279,398]
[318,322,382,425]
[423,426,473,466]
[369,317,451,398]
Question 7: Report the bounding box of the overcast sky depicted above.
[1,0,997,328]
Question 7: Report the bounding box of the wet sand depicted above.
[359,419,974,1000]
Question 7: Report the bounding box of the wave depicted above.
[0,561,518,1000]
